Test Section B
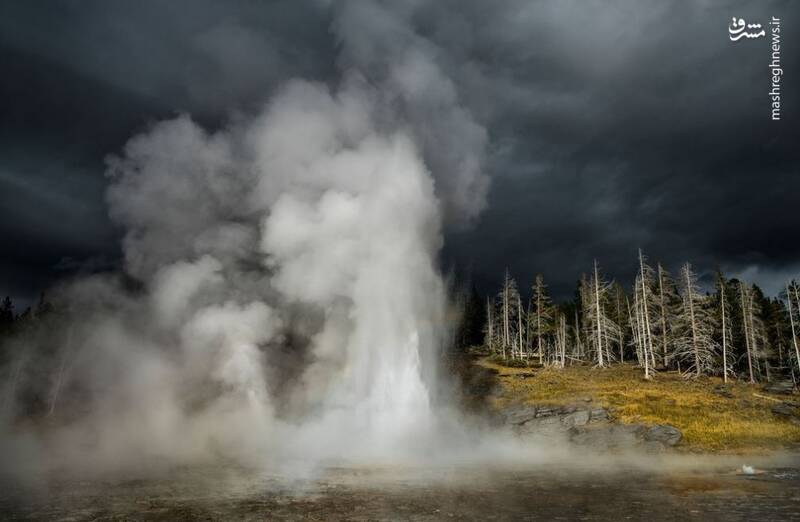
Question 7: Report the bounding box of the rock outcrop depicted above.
[763,381,796,395]
[643,425,682,446]
[771,402,800,425]
[500,401,682,452]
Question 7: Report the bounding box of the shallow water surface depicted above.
[2,457,800,520]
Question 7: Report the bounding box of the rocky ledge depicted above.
[771,401,800,425]
[501,402,682,452]
[763,381,796,395]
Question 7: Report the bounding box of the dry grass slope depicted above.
[480,358,800,453]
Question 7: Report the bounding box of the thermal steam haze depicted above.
[1,2,492,475]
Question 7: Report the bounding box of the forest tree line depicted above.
[474,250,800,384]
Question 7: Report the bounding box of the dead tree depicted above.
[499,270,523,359]
[739,282,755,383]
[743,284,768,380]
[585,260,619,368]
[503,270,510,357]
[636,250,657,373]
[517,298,525,360]
[655,263,680,368]
[631,288,652,377]
[554,312,567,368]
[530,274,553,365]
[738,283,769,383]
[716,274,734,383]
[675,263,717,378]
[484,296,497,353]
[788,282,800,378]
[573,308,584,362]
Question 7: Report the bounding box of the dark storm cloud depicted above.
[1,0,798,305]
[433,0,800,298]
[0,0,335,304]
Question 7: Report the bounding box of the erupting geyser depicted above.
[0,2,489,474]
[104,77,448,464]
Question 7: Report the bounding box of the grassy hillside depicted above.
[479,358,800,453]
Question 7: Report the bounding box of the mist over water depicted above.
[0,2,492,477]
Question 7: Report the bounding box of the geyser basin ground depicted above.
[3,456,799,520]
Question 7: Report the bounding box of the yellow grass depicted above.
[479,358,800,453]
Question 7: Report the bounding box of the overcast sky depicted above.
[1,0,798,306]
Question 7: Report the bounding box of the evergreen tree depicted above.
[0,296,14,336]
[455,284,485,350]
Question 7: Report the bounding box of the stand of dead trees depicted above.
[483,252,800,385]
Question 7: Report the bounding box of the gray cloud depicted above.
[1,0,798,304]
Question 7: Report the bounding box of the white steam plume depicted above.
[0,1,489,474]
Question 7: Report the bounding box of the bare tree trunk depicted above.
[775,324,784,367]
[486,297,493,352]
[721,283,729,383]
[526,301,532,357]
[503,275,509,359]
[683,267,701,378]
[657,264,669,368]
[626,297,638,365]
[740,284,754,384]
[636,294,649,378]
[536,289,543,365]
[593,260,604,367]
[747,297,760,378]
[615,290,624,363]
[517,299,524,360]
[639,250,655,373]
[788,283,800,377]
[574,309,582,361]
[561,315,567,368]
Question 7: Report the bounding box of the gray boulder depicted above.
[643,425,682,446]
[561,410,590,428]
[516,414,567,438]
[764,381,796,395]
[569,423,645,450]
[503,405,538,425]
[771,402,798,418]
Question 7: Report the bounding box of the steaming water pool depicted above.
[3,456,800,521]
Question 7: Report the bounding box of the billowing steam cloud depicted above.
[1,2,489,474]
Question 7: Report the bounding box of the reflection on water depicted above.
[2,457,800,521]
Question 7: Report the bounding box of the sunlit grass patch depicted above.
[479,359,800,452]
